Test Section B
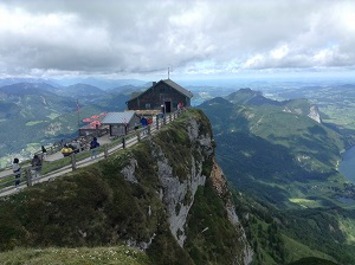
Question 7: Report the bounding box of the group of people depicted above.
[12,153,43,189]
[60,137,100,158]
[12,136,101,188]
[60,140,83,157]
[134,116,152,131]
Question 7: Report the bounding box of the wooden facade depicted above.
[101,111,141,137]
[79,124,109,137]
[126,79,193,113]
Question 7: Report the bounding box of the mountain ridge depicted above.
[199,88,355,264]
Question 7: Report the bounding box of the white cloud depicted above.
[0,0,355,78]
[270,44,289,60]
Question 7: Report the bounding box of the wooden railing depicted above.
[0,110,184,197]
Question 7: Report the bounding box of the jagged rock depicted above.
[308,104,322,123]
[210,161,253,264]
[120,158,139,183]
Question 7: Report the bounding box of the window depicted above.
[145,103,151,109]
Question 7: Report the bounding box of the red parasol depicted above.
[82,117,92,123]
[90,120,102,128]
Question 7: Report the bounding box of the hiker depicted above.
[12,158,21,188]
[177,101,183,111]
[61,144,73,157]
[90,137,100,159]
[41,145,47,160]
[31,154,42,179]
[141,116,148,127]
[141,116,148,135]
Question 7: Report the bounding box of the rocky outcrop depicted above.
[210,161,253,265]
[151,115,213,246]
[147,112,252,264]
[308,104,322,123]
[135,110,252,263]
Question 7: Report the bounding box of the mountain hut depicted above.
[126,79,193,113]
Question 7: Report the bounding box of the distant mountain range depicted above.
[2,77,355,167]
[0,77,149,90]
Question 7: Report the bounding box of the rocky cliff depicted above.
[308,104,322,123]
[0,109,252,265]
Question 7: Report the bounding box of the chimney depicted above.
[152,81,157,86]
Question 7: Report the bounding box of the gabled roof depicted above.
[101,111,136,124]
[128,79,193,101]
[160,79,193,98]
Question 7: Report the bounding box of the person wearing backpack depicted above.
[31,154,42,181]
[90,137,100,159]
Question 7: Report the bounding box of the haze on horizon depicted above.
[0,0,355,81]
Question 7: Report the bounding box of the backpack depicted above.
[90,140,99,149]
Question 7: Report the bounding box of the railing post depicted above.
[169,114,172,122]
[136,130,141,142]
[122,136,126,149]
[104,145,108,159]
[71,153,77,171]
[26,168,32,187]
[147,125,151,135]
[156,116,159,130]
[163,115,167,125]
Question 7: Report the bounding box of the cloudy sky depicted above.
[1,0,355,80]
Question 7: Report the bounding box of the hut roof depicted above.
[101,111,136,124]
[128,79,193,101]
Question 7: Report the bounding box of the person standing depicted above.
[41,145,47,161]
[12,158,21,189]
[90,137,100,159]
[140,116,148,135]
[31,154,42,180]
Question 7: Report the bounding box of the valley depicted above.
[0,81,135,167]
[198,86,355,264]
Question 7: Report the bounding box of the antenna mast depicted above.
[76,99,80,135]
[168,67,170,79]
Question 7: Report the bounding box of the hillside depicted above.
[0,109,251,265]
[0,82,130,164]
[198,90,355,264]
